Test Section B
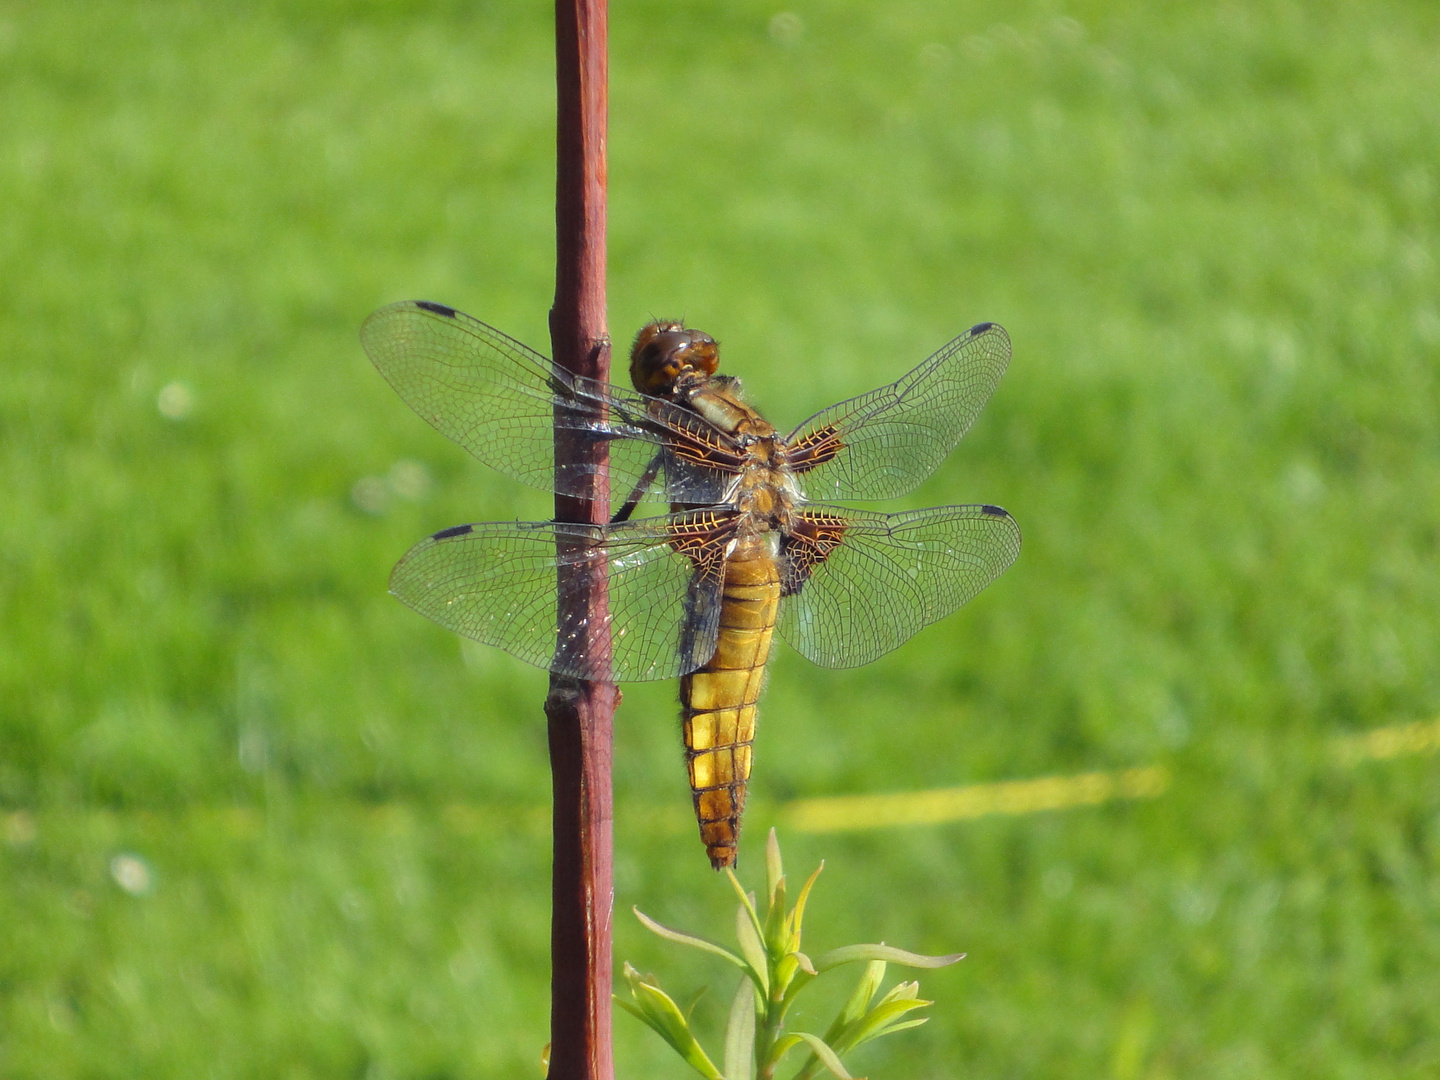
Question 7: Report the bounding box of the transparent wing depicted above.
[389,512,739,683]
[784,323,1011,501]
[361,301,742,504]
[777,503,1020,668]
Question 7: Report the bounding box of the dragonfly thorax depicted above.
[730,459,799,534]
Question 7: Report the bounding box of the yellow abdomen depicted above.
[681,541,780,869]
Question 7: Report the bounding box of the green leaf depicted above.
[615,994,648,1024]
[791,1033,858,1079]
[621,964,684,1037]
[735,902,770,996]
[726,871,767,948]
[777,961,817,1015]
[619,965,725,1080]
[772,949,815,1010]
[764,1031,805,1068]
[764,872,789,955]
[634,907,750,972]
[722,978,757,1080]
[873,980,920,1007]
[877,1017,929,1035]
[834,996,933,1054]
[798,962,884,1079]
[768,1032,858,1079]
[788,861,825,942]
[813,943,965,971]
[765,827,784,906]
[824,960,886,1044]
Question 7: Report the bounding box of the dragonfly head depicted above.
[629,321,719,397]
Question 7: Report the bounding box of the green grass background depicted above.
[3,0,1439,1076]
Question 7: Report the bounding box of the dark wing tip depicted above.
[980,504,1023,549]
[432,523,474,539]
[415,301,459,317]
[970,321,997,334]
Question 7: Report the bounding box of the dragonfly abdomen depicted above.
[681,540,779,869]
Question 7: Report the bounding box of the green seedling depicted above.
[618,830,964,1079]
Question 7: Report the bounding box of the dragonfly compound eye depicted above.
[630,323,720,394]
[685,334,720,377]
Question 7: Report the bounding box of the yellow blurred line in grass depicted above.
[779,717,1440,836]
[780,766,1172,834]
[5,720,1435,848]
[1332,716,1440,765]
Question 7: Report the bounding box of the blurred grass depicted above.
[2,0,1439,1077]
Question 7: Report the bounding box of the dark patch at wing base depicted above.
[780,510,849,597]
[784,322,1011,502]
[776,503,1021,668]
[388,513,734,682]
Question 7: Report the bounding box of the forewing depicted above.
[361,301,739,504]
[777,503,1021,668]
[388,513,734,682]
[785,323,1011,501]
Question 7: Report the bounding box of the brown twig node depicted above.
[545,1,614,1079]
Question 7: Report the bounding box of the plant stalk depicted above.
[545,1,614,1078]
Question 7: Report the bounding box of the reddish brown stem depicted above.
[545,1,614,1078]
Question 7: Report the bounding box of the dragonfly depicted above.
[361,300,1021,869]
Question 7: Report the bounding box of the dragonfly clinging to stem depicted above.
[361,301,1020,868]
